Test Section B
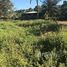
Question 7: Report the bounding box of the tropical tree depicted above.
[0,0,13,19]
[41,0,61,19]
[34,5,42,12]
[30,0,61,19]
[26,8,33,12]
[60,1,67,20]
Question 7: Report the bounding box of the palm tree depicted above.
[41,0,61,19]
[30,0,61,19]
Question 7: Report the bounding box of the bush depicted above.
[0,20,66,67]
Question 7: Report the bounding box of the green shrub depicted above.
[0,20,66,67]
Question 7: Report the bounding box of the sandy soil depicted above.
[58,21,67,25]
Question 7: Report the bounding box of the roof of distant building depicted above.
[25,11,37,14]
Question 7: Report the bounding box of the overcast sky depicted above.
[11,0,67,10]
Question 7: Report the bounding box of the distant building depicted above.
[19,11,43,20]
[25,11,37,14]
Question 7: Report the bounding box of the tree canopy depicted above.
[41,0,61,19]
[0,0,13,19]
[60,1,67,20]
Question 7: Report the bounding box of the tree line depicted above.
[0,0,67,20]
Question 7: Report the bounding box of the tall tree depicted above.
[0,0,13,19]
[41,0,61,19]
[34,5,42,12]
[60,1,67,20]
[26,8,33,12]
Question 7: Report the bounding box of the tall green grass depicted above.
[0,20,66,67]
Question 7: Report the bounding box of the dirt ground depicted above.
[58,21,67,25]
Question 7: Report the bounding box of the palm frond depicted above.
[30,0,32,4]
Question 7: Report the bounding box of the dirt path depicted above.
[58,21,67,25]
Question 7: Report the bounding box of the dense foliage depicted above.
[0,0,67,67]
[0,0,13,19]
[0,0,67,20]
[41,0,61,18]
[60,1,67,20]
[14,0,67,20]
[0,20,66,67]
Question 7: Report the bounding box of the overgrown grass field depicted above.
[0,20,67,67]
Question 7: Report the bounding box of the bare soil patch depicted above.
[58,21,67,25]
